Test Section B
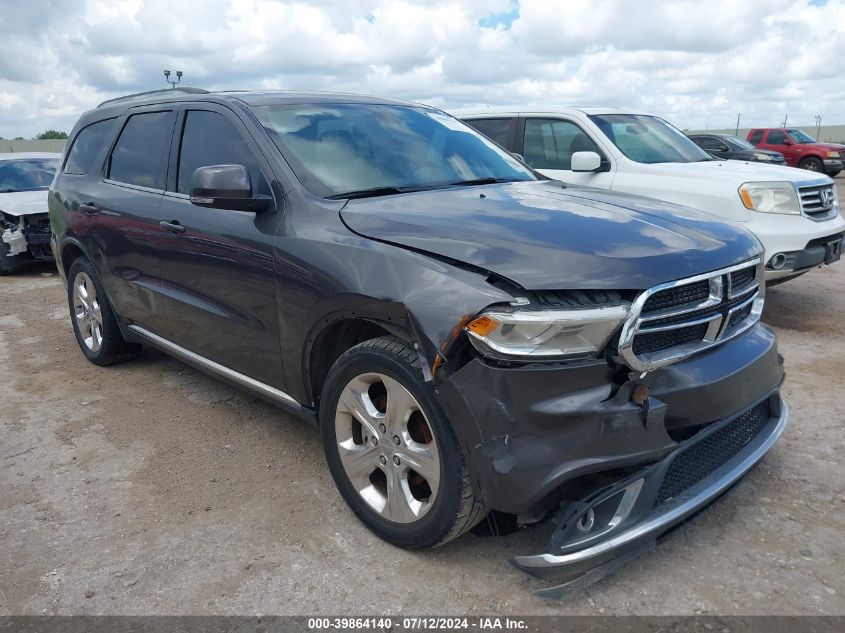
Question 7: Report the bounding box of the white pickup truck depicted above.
[453,107,844,283]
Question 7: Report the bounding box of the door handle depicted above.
[159,220,186,234]
[79,203,99,215]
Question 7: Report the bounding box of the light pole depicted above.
[814,115,822,140]
[735,112,741,136]
[163,70,183,89]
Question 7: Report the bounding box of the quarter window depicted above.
[176,110,269,195]
[64,119,116,175]
[464,118,513,148]
[108,111,176,189]
[523,119,600,170]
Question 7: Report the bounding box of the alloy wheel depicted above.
[335,372,441,523]
[72,271,103,353]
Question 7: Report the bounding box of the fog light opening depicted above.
[577,508,595,532]
[769,253,787,270]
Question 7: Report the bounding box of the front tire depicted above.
[68,258,141,366]
[799,156,824,172]
[319,336,486,549]
[826,170,841,177]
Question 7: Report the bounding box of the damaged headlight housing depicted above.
[738,182,800,215]
[464,305,630,360]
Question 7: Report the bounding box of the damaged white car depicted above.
[0,153,60,273]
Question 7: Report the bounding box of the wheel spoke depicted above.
[398,444,440,491]
[91,304,103,326]
[385,469,416,522]
[337,388,381,438]
[382,376,417,435]
[337,441,379,488]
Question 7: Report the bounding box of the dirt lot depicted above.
[1,179,844,616]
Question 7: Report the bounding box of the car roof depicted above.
[451,105,650,117]
[0,152,61,161]
[74,87,427,130]
[93,87,419,112]
[688,133,735,138]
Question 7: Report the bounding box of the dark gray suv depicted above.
[50,88,787,593]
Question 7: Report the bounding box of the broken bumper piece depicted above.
[511,392,788,597]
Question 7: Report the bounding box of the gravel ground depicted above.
[1,178,843,616]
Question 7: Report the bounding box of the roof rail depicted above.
[97,87,209,108]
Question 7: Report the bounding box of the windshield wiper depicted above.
[448,177,523,187]
[326,185,428,200]
[0,188,18,193]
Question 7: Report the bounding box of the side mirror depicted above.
[190,164,272,212]
[782,139,792,146]
[571,151,602,172]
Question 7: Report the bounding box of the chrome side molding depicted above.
[127,324,302,409]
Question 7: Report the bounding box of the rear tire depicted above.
[826,170,840,178]
[799,156,824,173]
[67,258,141,366]
[319,336,487,549]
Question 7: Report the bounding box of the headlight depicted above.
[738,182,801,215]
[464,305,629,359]
[753,153,773,161]
[827,151,841,158]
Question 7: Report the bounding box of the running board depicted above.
[127,324,305,413]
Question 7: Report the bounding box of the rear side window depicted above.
[749,130,764,144]
[108,111,176,189]
[695,136,725,151]
[176,110,269,195]
[464,118,513,148]
[64,119,116,175]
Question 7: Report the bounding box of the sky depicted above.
[1,0,843,138]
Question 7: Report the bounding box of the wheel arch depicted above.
[304,311,418,408]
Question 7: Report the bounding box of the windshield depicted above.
[786,129,816,144]
[253,103,535,198]
[589,114,712,164]
[0,158,58,192]
[724,136,755,150]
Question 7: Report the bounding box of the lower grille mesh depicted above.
[654,399,772,505]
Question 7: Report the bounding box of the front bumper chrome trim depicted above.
[511,401,789,583]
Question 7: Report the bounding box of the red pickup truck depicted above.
[747,128,843,176]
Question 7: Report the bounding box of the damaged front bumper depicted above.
[512,391,787,596]
[437,323,786,591]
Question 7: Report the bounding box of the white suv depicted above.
[453,107,844,283]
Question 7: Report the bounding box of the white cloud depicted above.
[0,0,843,137]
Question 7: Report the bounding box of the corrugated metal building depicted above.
[0,139,66,154]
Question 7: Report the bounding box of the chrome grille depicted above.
[798,184,836,218]
[618,259,763,371]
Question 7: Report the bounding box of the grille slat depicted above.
[632,323,708,355]
[799,184,835,216]
[625,261,760,362]
[655,400,772,505]
[642,280,709,314]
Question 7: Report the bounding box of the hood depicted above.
[803,142,845,151]
[0,190,49,217]
[340,181,760,290]
[630,159,829,184]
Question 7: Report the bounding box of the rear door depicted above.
[155,104,285,387]
[63,109,176,331]
[517,116,615,188]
